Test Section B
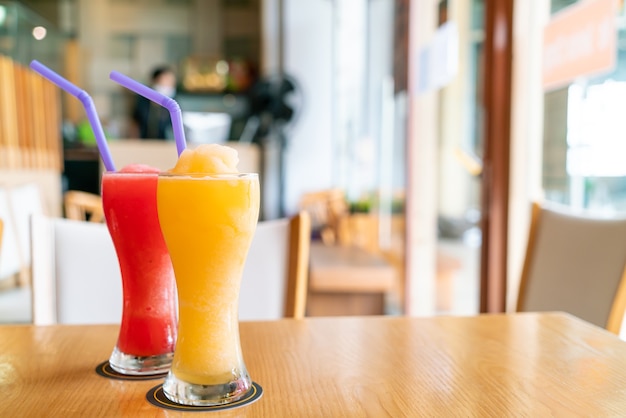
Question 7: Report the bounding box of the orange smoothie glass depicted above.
[158,171,260,406]
[102,167,177,375]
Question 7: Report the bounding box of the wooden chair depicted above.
[516,201,626,334]
[239,211,311,320]
[64,190,104,223]
[30,215,122,325]
[299,189,348,245]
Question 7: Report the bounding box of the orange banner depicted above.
[543,0,617,90]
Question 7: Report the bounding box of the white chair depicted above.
[31,215,122,325]
[0,187,21,283]
[10,183,44,285]
[64,190,104,223]
[239,211,311,321]
[31,211,311,324]
[516,201,626,334]
[0,183,46,288]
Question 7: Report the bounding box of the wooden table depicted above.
[308,242,396,316]
[2,313,626,416]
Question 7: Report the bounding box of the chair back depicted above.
[31,212,311,324]
[31,215,122,325]
[239,211,311,320]
[517,202,626,334]
[64,191,104,223]
[299,189,348,244]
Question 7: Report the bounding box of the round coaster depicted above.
[95,360,168,381]
[146,382,263,412]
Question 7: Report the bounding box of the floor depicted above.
[436,237,481,316]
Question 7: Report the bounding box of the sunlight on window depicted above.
[566,81,626,176]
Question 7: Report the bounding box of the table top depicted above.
[2,312,626,417]
[309,242,395,292]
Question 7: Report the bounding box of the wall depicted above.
[406,0,438,315]
[73,0,259,136]
[77,0,203,126]
[280,0,396,215]
[508,0,550,310]
[436,0,478,219]
[282,0,334,214]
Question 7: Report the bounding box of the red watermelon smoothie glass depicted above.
[102,164,177,375]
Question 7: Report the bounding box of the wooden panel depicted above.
[308,243,395,293]
[308,242,395,316]
[64,39,83,125]
[14,64,33,168]
[307,293,386,316]
[30,71,48,170]
[0,54,62,171]
[0,55,19,168]
[43,78,63,171]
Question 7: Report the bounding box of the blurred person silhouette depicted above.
[133,66,177,139]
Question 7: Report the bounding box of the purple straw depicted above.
[109,71,186,156]
[29,60,116,172]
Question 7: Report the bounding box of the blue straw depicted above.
[29,60,116,172]
[110,71,186,156]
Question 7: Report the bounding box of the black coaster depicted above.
[146,382,263,412]
[95,360,168,381]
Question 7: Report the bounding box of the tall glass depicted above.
[157,172,260,406]
[102,171,177,375]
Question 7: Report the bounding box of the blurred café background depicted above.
[1,0,626,328]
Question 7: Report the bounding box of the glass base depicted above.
[162,370,251,406]
[108,346,173,376]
